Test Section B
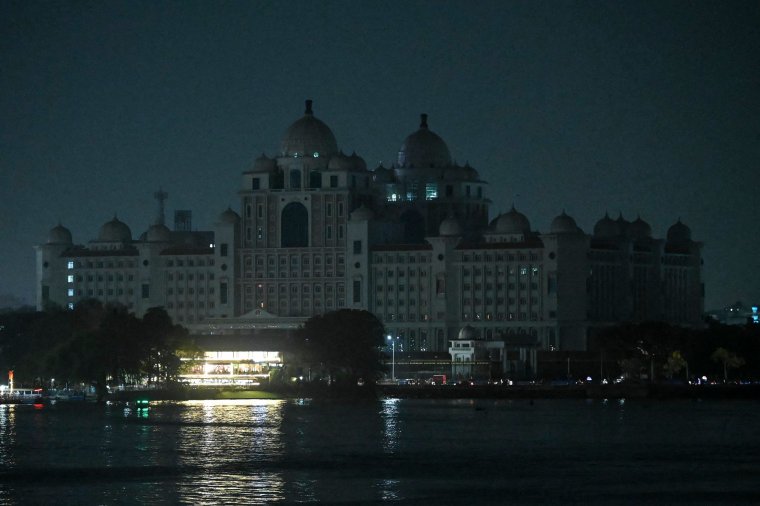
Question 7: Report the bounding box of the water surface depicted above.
[1,398,758,504]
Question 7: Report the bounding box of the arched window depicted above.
[290,170,301,189]
[281,202,308,247]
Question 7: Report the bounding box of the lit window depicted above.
[67,302,74,310]
[67,261,74,269]
[425,183,437,200]
[67,275,74,283]
[313,152,319,158]
[67,289,74,297]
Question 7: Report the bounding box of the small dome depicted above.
[463,162,479,181]
[218,207,241,224]
[98,216,132,243]
[372,164,394,183]
[458,325,477,340]
[328,151,354,171]
[145,223,171,242]
[397,114,452,168]
[667,219,691,243]
[593,213,621,238]
[47,223,72,244]
[439,216,463,237]
[495,206,531,235]
[280,100,338,158]
[252,153,276,172]
[628,215,652,239]
[550,211,579,234]
[349,151,367,171]
[350,205,374,222]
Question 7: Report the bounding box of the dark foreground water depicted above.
[1,398,759,505]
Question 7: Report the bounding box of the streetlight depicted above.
[387,335,398,382]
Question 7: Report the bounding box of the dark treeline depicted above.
[0,300,200,398]
[590,320,760,382]
[280,309,386,387]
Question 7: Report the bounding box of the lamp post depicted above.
[387,335,397,382]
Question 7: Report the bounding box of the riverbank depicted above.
[379,383,760,400]
[100,382,760,403]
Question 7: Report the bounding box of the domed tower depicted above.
[35,223,75,310]
[439,215,464,237]
[47,223,73,245]
[487,205,532,242]
[593,213,621,239]
[397,114,452,169]
[144,224,171,243]
[662,219,703,325]
[237,100,374,319]
[628,215,652,241]
[388,114,489,241]
[666,219,692,245]
[279,99,338,161]
[550,211,582,235]
[92,216,132,250]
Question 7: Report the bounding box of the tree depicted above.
[293,309,385,385]
[140,307,190,385]
[663,351,688,381]
[711,347,745,383]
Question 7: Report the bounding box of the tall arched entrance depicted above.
[281,202,308,247]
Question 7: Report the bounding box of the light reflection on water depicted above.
[0,398,759,504]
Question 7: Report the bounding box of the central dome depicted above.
[280,100,338,158]
[397,114,452,168]
[98,216,132,243]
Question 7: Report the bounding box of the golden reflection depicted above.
[174,399,287,503]
[378,479,401,501]
[381,398,400,454]
[0,405,16,467]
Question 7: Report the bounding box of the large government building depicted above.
[35,100,704,379]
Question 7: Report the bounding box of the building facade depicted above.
[36,100,704,357]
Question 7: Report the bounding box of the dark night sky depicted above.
[1,0,758,310]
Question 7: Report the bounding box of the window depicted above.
[141,284,150,298]
[353,240,362,254]
[220,282,228,304]
[252,177,260,190]
[330,175,338,188]
[326,203,333,217]
[353,280,361,303]
[221,244,228,257]
[67,261,74,269]
[67,275,74,283]
[425,183,437,200]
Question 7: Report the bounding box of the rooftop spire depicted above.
[420,113,428,129]
[153,188,168,226]
[305,99,313,115]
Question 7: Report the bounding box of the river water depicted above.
[0,397,758,504]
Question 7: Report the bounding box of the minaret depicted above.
[153,188,168,226]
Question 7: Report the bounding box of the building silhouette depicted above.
[36,100,704,361]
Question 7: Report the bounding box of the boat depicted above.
[0,388,44,405]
